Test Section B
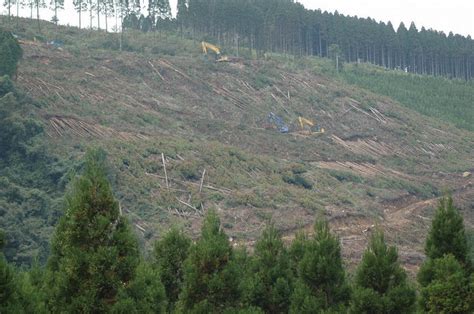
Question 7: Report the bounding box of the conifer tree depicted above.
[424,196,470,267]
[45,149,140,313]
[242,224,292,313]
[290,219,350,312]
[0,230,18,312]
[176,0,187,34]
[153,227,191,311]
[177,210,241,312]
[350,230,416,313]
[418,254,473,313]
[112,262,167,312]
[73,0,87,28]
[49,0,64,25]
[418,196,473,312]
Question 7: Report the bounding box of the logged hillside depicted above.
[2,18,474,272]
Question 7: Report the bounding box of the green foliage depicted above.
[418,254,473,313]
[112,262,167,313]
[290,219,350,312]
[242,224,292,313]
[0,77,42,158]
[351,230,416,313]
[0,29,22,77]
[418,196,473,313]
[153,227,191,310]
[0,76,65,266]
[342,64,474,131]
[0,230,45,313]
[425,196,470,267]
[282,173,313,190]
[177,210,241,312]
[0,250,17,312]
[46,149,140,312]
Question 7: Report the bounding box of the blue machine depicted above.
[267,112,289,133]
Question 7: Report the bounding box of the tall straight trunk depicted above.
[79,0,82,29]
[318,29,322,57]
[36,1,41,33]
[54,0,58,25]
[97,0,100,30]
[89,0,92,29]
[104,4,108,32]
[16,0,19,28]
[8,0,11,19]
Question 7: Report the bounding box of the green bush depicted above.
[0,29,22,77]
[282,173,313,190]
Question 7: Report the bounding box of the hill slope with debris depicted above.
[4,18,474,273]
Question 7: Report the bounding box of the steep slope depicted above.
[6,19,474,272]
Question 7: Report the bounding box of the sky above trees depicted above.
[297,0,473,37]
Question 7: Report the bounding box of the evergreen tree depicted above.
[425,196,470,268]
[32,0,46,32]
[350,230,416,313]
[176,0,187,33]
[153,227,191,311]
[418,196,473,312]
[242,224,292,313]
[49,0,64,25]
[418,254,473,313]
[0,230,18,312]
[45,149,140,313]
[73,0,87,28]
[0,30,22,78]
[112,262,167,313]
[0,230,43,312]
[177,210,241,312]
[290,219,350,312]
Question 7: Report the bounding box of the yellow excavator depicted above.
[295,116,325,136]
[201,41,229,62]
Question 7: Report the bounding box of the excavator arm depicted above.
[201,41,222,56]
[298,117,315,129]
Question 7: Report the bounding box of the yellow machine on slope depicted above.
[296,116,325,136]
[201,41,229,62]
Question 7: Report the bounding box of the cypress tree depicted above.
[418,196,473,312]
[418,254,473,313]
[290,219,350,312]
[45,149,140,313]
[424,196,470,267]
[242,224,292,313]
[350,230,416,313]
[177,210,241,312]
[112,262,167,313]
[153,227,191,311]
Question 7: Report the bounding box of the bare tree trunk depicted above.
[79,0,82,29]
[104,4,108,32]
[97,0,100,30]
[36,1,41,33]
[54,0,58,25]
[16,0,19,28]
[89,0,93,29]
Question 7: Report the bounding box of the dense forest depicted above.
[2,0,473,80]
[1,148,473,313]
